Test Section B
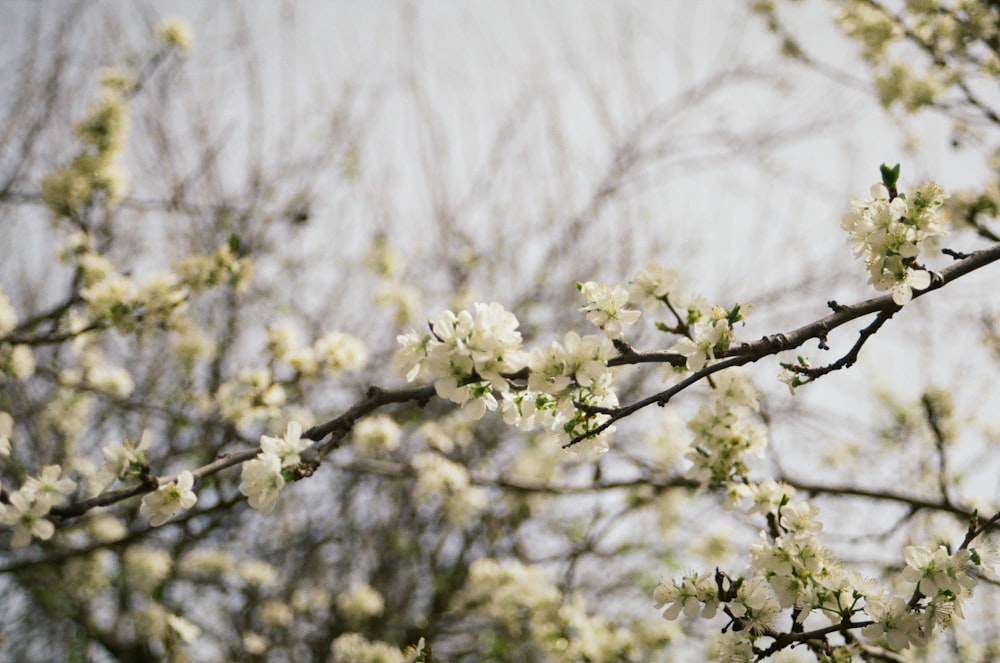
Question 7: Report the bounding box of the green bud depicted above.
[879,162,901,189]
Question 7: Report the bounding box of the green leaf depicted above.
[227,233,243,256]
[880,162,901,189]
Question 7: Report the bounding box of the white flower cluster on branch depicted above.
[842,178,948,305]
[655,478,991,660]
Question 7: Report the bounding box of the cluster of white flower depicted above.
[842,181,948,305]
[95,433,198,528]
[40,75,130,219]
[652,571,720,620]
[395,302,527,419]
[859,543,979,648]
[630,261,747,375]
[670,303,745,372]
[0,465,76,547]
[238,421,311,514]
[393,267,750,453]
[749,524,835,613]
[503,331,618,451]
[578,281,641,339]
[655,495,836,657]
[683,369,767,486]
[657,469,989,657]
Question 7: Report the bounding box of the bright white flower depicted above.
[260,421,310,467]
[0,490,55,547]
[578,281,641,339]
[629,262,677,310]
[673,319,728,371]
[890,267,931,305]
[726,575,780,634]
[239,452,285,514]
[862,595,926,651]
[22,465,77,510]
[902,545,976,597]
[653,572,719,620]
[433,379,498,420]
[779,501,823,539]
[396,302,525,419]
[743,479,795,517]
[140,471,198,526]
[843,180,947,305]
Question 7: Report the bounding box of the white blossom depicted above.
[842,181,947,305]
[653,572,719,620]
[260,421,310,467]
[0,490,56,547]
[21,465,77,510]
[140,471,198,526]
[862,595,927,651]
[902,545,976,596]
[395,302,525,419]
[578,281,641,339]
[239,452,285,514]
